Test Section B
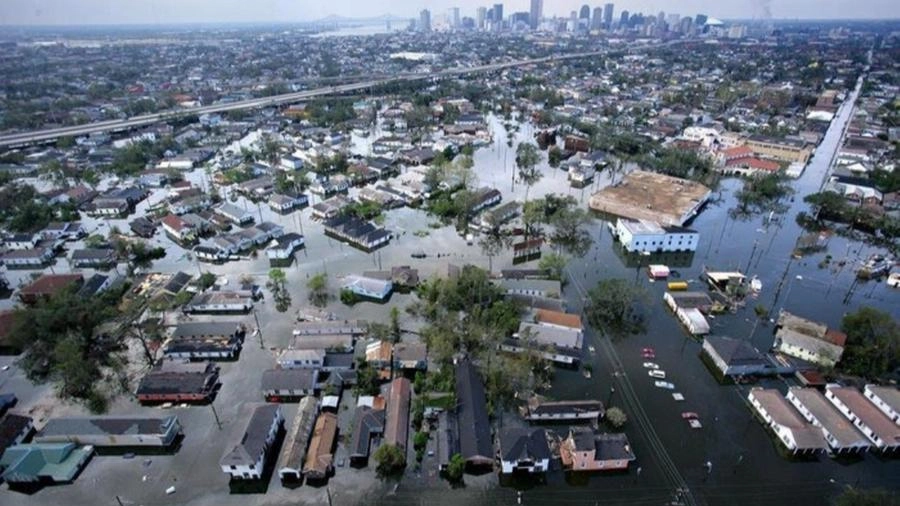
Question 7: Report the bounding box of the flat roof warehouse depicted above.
[589,170,712,226]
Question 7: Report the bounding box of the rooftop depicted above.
[220,404,281,467]
[589,170,711,226]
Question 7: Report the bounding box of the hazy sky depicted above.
[1,0,898,25]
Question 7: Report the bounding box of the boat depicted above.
[688,419,703,429]
[750,276,762,292]
[857,254,893,279]
[888,272,900,288]
[643,362,660,369]
[654,381,675,390]
[649,370,666,379]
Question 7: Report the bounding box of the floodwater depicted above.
[2,74,897,506]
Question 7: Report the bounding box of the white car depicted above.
[648,370,667,379]
[643,362,660,369]
[654,381,675,390]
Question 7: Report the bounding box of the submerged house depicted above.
[498,428,550,474]
[220,404,285,480]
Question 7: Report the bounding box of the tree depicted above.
[515,142,542,204]
[267,268,292,313]
[477,228,510,274]
[390,307,401,343]
[446,453,465,482]
[373,444,406,475]
[839,307,900,379]
[606,406,628,429]
[307,273,329,308]
[586,279,649,335]
[197,272,217,290]
[539,252,568,281]
[547,146,563,169]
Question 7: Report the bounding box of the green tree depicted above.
[839,307,900,379]
[539,252,568,281]
[515,142,542,205]
[586,279,649,335]
[547,146,563,168]
[197,272,217,290]
[373,444,406,475]
[605,406,628,429]
[267,268,292,313]
[477,228,510,274]
[390,307,401,343]
[307,273,329,308]
[446,453,465,482]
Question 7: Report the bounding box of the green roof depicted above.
[0,443,93,483]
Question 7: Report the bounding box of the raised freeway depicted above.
[0,40,685,149]
[0,52,594,149]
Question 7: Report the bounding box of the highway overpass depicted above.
[1,41,681,149]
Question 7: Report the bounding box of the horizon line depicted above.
[0,16,899,29]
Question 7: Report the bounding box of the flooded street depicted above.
[1,73,897,506]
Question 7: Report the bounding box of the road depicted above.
[0,39,686,149]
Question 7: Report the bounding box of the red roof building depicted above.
[18,274,83,305]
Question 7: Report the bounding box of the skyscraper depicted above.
[493,3,503,24]
[619,10,629,27]
[591,7,603,30]
[449,7,460,29]
[419,9,431,32]
[579,5,591,20]
[695,14,708,27]
[603,3,614,27]
[476,7,486,30]
[529,0,542,30]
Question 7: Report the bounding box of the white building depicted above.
[864,385,900,425]
[824,385,900,452]
[277,349,326,369]
[220,404,284,480]
[747,388,827,455]
[499,428,551,474]
[786,387,871,454]
[614,219,699,253]
[341,275,393,301]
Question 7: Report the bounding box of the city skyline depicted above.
[1,0,899,26]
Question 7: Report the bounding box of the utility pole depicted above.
[253,309,264,349]
[210,402,222,430]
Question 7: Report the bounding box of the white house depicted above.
[220,404,284,480]
[267,233,305,260]
[341,275,393,301]
[499,428,551,474]
[864,385,900,425]
[1,247,54,268]
[215,203,254,226]
[774,311,846,367]
[161,214,196,243]
[824,385,900,452]
[786,387,871,454]
[277,349,326,369]
[261,369,318,401]
[614,218,699,253]
[747,388,828,455]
